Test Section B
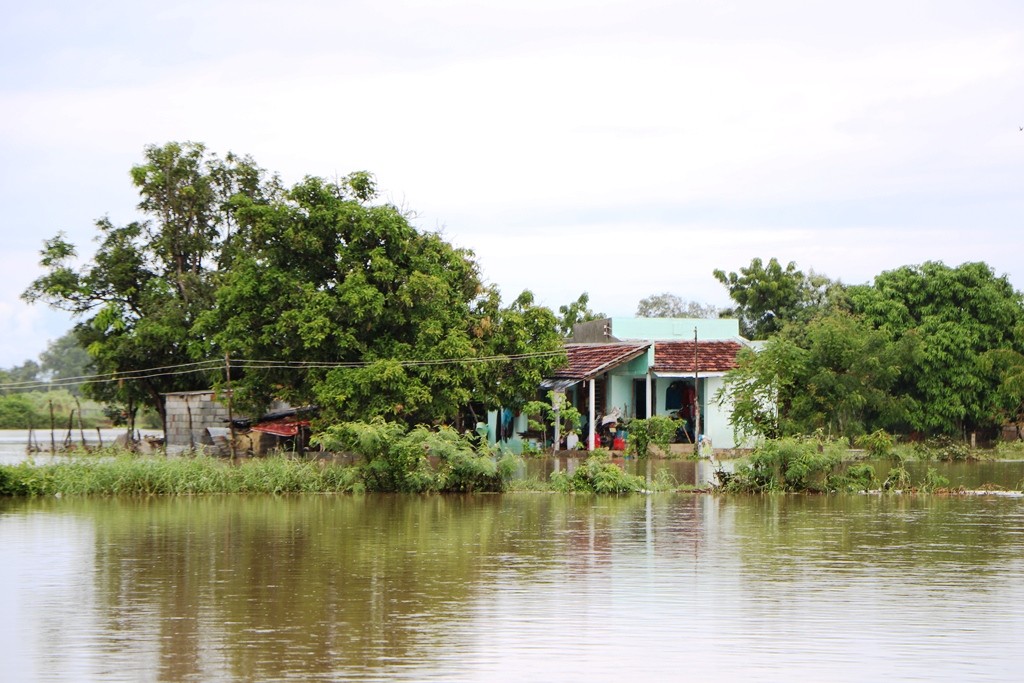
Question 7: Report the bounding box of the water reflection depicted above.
[2,493,1023,682]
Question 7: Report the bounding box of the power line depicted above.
[0,350,566,392]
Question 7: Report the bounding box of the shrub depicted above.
[722,437,847,493]
[313,419,520,493]
[625,416,681,458]
[855,429,894,458]
[920,467,951,492]
[919,436,970,462]
[827,463,877,493]
[883,463,911,491]
[550,453,646,494]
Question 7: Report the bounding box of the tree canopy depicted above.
[721,310,916,440]
[713,257,840,339]
[847,261,1024,435]
[25,142,564,427]
[635,292,719,319]
[24,142,273,423]
[719,259,1024,440]
[556,292,604,338]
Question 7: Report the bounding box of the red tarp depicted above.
[250,420,310,437]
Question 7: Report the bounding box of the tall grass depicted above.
[0,450,362,497]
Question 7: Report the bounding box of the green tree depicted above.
[557,292,604,337]
[24,142,281,425]
[720,311,915,440]
[39,330,94,395]
[713,258,840,339]
[986,348,1024,425]
[26,142,564,428]
[635,292,719,318]
[847,261,1024,436]
[196,174,564,425]
[0,360,41,392]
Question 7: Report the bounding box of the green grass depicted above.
[0,449,363,497]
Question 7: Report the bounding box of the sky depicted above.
[2,0,1024,367]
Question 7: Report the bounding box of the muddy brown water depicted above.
[2,491,1023,682]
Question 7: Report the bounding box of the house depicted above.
[488,317,754,451]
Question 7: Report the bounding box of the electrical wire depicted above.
[0,350,566,392]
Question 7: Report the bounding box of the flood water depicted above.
[3,492,1023,682]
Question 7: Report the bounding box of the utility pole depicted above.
[693,328,701,457]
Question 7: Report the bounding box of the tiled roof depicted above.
[653,340,744,374]
[552,343,651,379]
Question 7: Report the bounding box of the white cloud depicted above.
[2,0,1024,366]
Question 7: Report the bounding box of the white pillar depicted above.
[589,378,596,450]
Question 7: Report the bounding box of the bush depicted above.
[313,419,520,493]
[827,463,877,493]
[625,416,681,458]
[920,467,951,492]
[722,437,847,493]
[926,436,971,462]
[882,463,911,491]
[549,452,646,494]
[855,429,894,458]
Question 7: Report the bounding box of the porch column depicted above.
[589,378,596,450]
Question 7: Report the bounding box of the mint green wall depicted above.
[608,373,634,417]
[611,317,740,341]
[703,376,739,449]
[651,375,741,449]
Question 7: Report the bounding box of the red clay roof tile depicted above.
[653,340,744,374]
[553,343,650,379]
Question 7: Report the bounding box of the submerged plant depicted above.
[827,463,877,493]
[313,419,520,493]
[722,437,847,493]
[855,429,894,458]
[883,463,911,491]
[919,467,951,492]
[550,453,646,494]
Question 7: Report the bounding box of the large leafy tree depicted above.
[24,142,272,424]
[192,170,564,426]
[847,261,1024,435]
[720,311,915,440]
[26,143,563,427]
[713,258,841,339]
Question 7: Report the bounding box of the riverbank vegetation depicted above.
[0,449,664,497]
[717,434,1024,494]
[8,142,1024,459]
[21,142,564,431]
[2,435,1020,497]
[718,259,1024,443]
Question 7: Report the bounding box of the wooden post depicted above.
[127,398,136,451]
[186,394,195,450]
[49,399,56,454]
[551,391,562,454]
[645,367,652,420]
[75,397,86,449]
